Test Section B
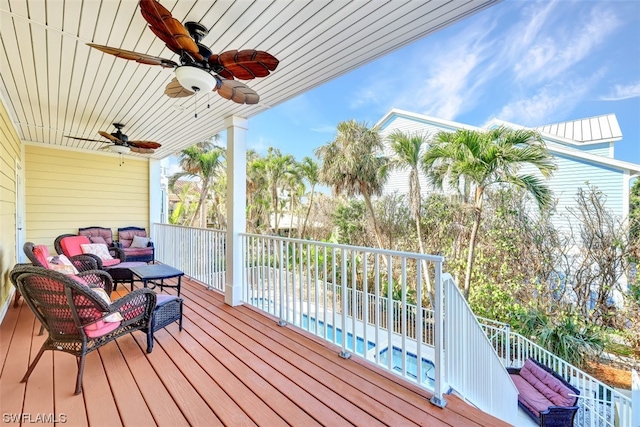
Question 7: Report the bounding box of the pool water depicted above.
[379,346,436,387]
[301,314,375,356]
[252,301,436,388]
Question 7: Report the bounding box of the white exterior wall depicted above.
[519,155,624,234]
[552,141,613,158]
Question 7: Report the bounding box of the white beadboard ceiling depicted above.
[0,0,498,160]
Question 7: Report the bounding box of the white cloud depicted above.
[165,161,182,177]
[248,136,270,154]
[310,125,336,133]
[512,3,620,83]
[600,81,640,101]
[496,75,595,125]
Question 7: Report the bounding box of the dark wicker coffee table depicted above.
[129,264,184,296]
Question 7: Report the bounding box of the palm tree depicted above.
[173,141,226,228]
[388,130,433,296]
[257,147,295,233]
[423,126,556,299]
[315,120,389,249]
[284,162,304,237]
[246,150,270,233]
[298,156,319,238]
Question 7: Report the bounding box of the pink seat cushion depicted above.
[60,236,91,257]
[101,258,122,267]
[122,247,153,257]
[520,359,575,407]
[511,373,554,414]
[84,320,121,338]
[32,245,51,267]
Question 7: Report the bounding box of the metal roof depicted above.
[536,114,623,145]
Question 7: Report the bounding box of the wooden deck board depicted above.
[0,276,511,427]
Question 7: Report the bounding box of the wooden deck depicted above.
[1,275,510,426]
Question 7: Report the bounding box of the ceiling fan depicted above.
[87,0,279,105]
[65,123,162,154]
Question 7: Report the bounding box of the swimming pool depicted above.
[379,346,436,387]
[301,314,375,356]
[250,299,436,388]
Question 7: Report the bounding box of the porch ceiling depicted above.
[0,0,498,160]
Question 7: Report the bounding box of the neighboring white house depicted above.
[376,108,640,234]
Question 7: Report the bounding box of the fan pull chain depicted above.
[194,95,198,119]
[207,92,210,109]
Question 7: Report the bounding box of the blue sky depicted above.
[243,0,640,166]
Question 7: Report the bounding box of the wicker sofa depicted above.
[507,358,580,427]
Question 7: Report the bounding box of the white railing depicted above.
[150,224,636,425]
[241,233,447,401]
[443,274,519,425]
[633,370,639,427]
[152,223,226,291]
[240,233,516,422]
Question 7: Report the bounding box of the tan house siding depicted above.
[0,99,21,307]
[24,145,150,252]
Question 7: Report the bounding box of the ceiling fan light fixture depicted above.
[175,66,217,93]
[110,145,131,154]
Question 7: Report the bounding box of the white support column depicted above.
[149,159,164,232]
[225,115,248,306]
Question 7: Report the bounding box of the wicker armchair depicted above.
[15,243,113,330]
[54,233,126,265]
[24,241,100,272]
[54,234,147,289]
[12,266,156,394]
[117,226,155,263]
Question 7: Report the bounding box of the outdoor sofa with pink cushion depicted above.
[507,358,580,426]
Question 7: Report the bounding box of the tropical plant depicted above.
[284,160,304,237]
[259,147,296,233]
[168,180,198,225]
[299,156,319,238]
[423,126,556,299]
[331,199,367,246]
[172,138,225,228]
[246,150,271,232]
[315,120,389,250]
[515,308,604,368]
[388,130,433,295]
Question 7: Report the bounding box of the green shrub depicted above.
[515,308,604,368]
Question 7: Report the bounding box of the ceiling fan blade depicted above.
[130,147,155,154]
[98,131,122,143]
[210,50,279,80]
[64,135,106,143]
[129,141,162,149]
[216,79,260,105]
[87,43,178,68]
[165,78,194,98]
[139,0,202,61]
